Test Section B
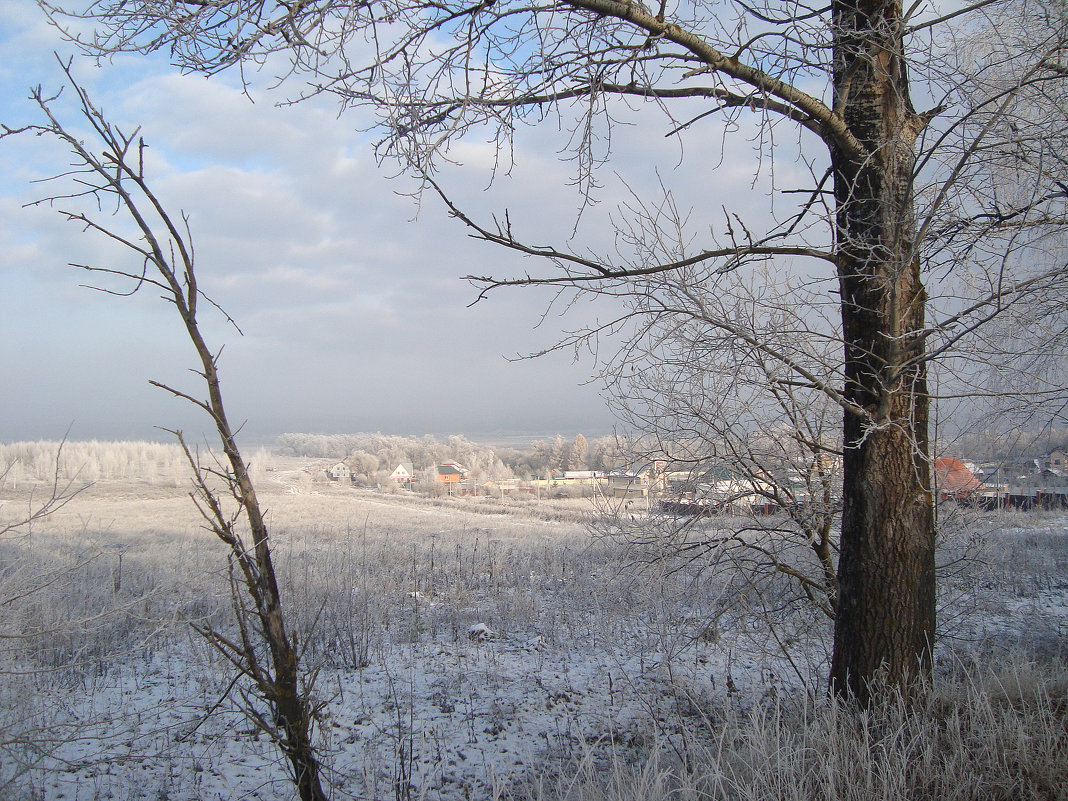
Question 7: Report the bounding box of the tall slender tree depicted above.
[3,62,329,799]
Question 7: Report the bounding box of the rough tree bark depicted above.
[829,0,937,701]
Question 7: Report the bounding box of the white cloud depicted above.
[0,23,618,443]
[1,5,806,444]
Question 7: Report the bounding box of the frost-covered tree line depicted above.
[270,432,517,486]
[274,431,625,482]
[0,434,627,489]
[0,440,282,488]
[0,440,189,485]
[505,434,625,477]
[276,432,511,483]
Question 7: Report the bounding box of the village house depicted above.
[389,463,416,485]
[968,454,1068,509]
[1044,449,1067,472]
[436,465,462,483]
[326,461,351,482]
[430,463,469,495]
[435,463,467,483]
[933,457,985,501]
[607,461,667,498]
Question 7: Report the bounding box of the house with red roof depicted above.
[933,457,984,500]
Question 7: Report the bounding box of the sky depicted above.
[0,0,797,446]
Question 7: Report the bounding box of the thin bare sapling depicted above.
[1,61,328,801]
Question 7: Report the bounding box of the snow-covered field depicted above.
[2,461,1066,800]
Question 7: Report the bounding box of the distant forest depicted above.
[949,426,1068,462]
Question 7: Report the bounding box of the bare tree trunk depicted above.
[829,0,937,703]
[191,354,328,801]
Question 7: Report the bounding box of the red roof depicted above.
[933,458,984,496]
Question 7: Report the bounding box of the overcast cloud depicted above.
[0,0,799,445]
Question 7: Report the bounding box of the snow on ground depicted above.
[2,475,1066,801]
[22,620,786,801]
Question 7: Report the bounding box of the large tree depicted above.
[45,0,1068,701]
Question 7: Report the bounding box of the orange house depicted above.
[436,465,462,483]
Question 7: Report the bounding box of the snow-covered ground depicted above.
[2,466,1066,800]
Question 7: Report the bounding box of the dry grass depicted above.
[528,653,1068,801]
